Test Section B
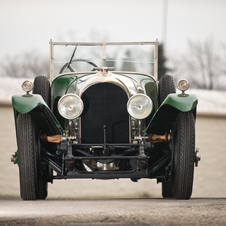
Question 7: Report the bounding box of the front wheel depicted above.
[17,113,47,200]
[33,76,50,107]
[17,114,37,200]
[172,112,195,199]
[159,75,176,105]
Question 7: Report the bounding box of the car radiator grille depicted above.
[81,83,129,143]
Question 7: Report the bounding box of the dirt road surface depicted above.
[0,197,226,226]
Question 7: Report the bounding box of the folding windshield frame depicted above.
[49,39,159,82]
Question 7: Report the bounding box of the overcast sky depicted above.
[0,0,225,59]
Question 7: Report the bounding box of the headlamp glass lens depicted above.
[58,94,84,119]
[127,94,152,119]
[22,81,33,92]
[178,79,189,92]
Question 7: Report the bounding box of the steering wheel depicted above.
[59,59,98,74]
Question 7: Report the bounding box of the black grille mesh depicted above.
[81,83,129,143]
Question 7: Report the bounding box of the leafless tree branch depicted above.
[170,38,225,90]
[0,50,49,78]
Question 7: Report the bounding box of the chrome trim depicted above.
[49,39,54,84]
[58,94,84,120]
[127,94,153,120]
[78,74,134,144]
[129,116,132,143]
[94,67,115,75]
[11,152,17,164]
[113,71,155,80]
[22,80,33,94]
[51,41,158,46]
[177,79,190,93]
[195,147,201,167]
[79,117,81,143]
[154,38,159,82]
[78,73,133,98]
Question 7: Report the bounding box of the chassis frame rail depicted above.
[42,153,170,180]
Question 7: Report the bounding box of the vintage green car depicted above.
[11,40,200,200]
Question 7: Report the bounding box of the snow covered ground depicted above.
[0,77,25,104]
[189,89,226,115]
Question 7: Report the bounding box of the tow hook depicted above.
[195,148,201,167]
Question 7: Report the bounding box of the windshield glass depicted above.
[50,41,157,79]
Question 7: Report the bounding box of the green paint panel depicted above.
[12,94,48,114]
[12,94,63,135]
[146,93,198,134]
[162,93,198,112]
[51,75,79,127]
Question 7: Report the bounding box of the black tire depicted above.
[32,75,50,199]
[33,76,50,107]
[173,112,195,199]
[159,75,176,105]
[159,75,176,197]
[37,178,47,199]
[162,180,174,198]
[17,113,37,200]
[17,113,48,200]
[35,132,48,200]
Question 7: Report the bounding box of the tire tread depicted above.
[17,114,37,200]
[33,76,50,106]
[159,75,176,105]
[174,112,195,199]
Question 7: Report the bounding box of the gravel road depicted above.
[0,197,226,226]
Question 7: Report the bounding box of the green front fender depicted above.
[12,94,63,135]
[12,94,48,114]
[146,93,198,134]
[162,93,198,112]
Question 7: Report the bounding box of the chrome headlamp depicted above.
[127,94,153,119]
[58,94,84,120]
[177,79,189,93]
[22,80,33,94]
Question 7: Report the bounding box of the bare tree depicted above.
[0,50,49,78]
[170,38,225,90]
